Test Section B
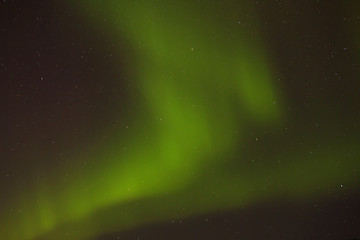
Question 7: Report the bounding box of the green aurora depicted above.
[1,1,359,239]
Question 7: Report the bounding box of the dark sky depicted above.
[1,1,360,240]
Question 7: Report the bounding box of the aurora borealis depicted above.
[1,0,360,239]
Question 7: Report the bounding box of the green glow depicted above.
[1,1,359,240]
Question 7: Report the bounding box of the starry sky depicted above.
[1,1,360,240]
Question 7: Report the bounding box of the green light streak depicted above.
[1,1,358,240]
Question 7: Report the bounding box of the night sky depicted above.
[1,1,360,240]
